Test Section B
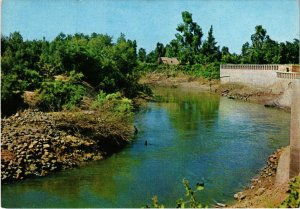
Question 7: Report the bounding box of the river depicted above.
[1,87,290,208]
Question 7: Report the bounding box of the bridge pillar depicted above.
[290,79,300,178]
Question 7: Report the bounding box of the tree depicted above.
[138,48,147,62]
[175,11,203,64]
[262,37,280,63]
[165,39,180,58]
[279,39,299,64]
[145,43,166,63]
[221,46,240,64]
[241,42,251,63]
[201,25,220,63]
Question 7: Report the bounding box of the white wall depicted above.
[220,68,278,87]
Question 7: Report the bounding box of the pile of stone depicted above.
[260,148,281,178]
[1,109,129,182]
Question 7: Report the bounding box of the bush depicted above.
[39,72,86,111]
[280,176,300,208]
[188,63,220,79]
[91,91,133,120]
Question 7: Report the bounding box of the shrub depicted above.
[91,91,134,120]
[39,72,86,111]
[188,63,220,79]
[280,176,300,208]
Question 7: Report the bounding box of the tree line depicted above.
[1,11,298,115]
[139,11,299,74]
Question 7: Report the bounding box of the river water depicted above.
[1,87,290,208]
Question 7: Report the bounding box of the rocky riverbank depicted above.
[1,109,134,183]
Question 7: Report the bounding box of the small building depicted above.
[158,57,180,65]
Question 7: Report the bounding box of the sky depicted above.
[1,0,299,54]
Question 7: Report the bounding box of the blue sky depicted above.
[2,0,299,54]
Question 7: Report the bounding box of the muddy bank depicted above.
[215,83,291,110]
[1,109,134,183]
[141,72,291,110]
[140,72,218,91]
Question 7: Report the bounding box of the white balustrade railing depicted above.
[276,72,300,79]
[220,64,279,71]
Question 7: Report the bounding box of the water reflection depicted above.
[155,88,220,132]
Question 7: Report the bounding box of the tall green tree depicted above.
[165,39,180,58]
[138,48,147,62]
[201,25,220,63]
[155,42,166,58]
[175,11,203,64]
[221,46,240,64]
[278,39,299,64]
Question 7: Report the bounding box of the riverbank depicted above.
[228,147,289,208]
[1,109,135,183]
[140,71,291,110]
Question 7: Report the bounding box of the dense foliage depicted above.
[280,176,300,208]
[1,32,149,115]
[143,11,299,79]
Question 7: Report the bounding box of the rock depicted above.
[269,157,276,163]
[234,192,246,201]
[16,169,22,179]
[29,142,36,149]
[255,187,266,196]
[43,144,50,149]
[40,170,48,176]
[1,109,120,182]
[215,202,226,207]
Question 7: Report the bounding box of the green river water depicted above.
[1,87,290,208]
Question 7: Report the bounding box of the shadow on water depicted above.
[1,87,290,208]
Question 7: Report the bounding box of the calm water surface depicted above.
[2,87,290,208]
